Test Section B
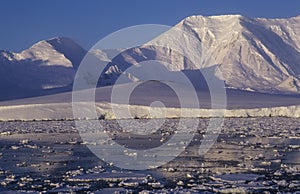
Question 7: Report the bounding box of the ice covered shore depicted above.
[0,102,299,121]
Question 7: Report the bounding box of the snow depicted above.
[0,37,85,92]
[14,39,73,67]
[0,101,299,121]
[174,15,300,94]
[1,15,300,96]
[97,15,300,94]
[0,79,299,121]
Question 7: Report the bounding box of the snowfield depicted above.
[0,102,299,121]
[0,80,299,121]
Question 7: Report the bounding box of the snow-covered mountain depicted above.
[1,15,300,100]
[0,37,86,99]
[178,15,300,94]
[100,15,300,94]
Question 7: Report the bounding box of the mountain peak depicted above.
[291,15,300,20]
[25,37,81,52]
[13,36,86,70]
[207,14,244,19]
[47,36,73,42]
[46,37,79,47]
[185,14,245,21]
[46,37,86,69]
[180,14,246,32]
[164,14,300,94]
[0,50,14,61]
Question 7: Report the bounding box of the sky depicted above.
[1,0,300,52]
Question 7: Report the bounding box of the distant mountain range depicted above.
[1,15,300,101]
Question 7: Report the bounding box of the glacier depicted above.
[0,102,299,121]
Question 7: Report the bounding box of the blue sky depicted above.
[1,0,300,52]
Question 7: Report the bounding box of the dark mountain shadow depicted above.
[46,37,87,70]
[98,46,204,87]
[0,57,75,101]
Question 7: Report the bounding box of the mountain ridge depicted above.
[1,14,300,101]
[175,14,300,93]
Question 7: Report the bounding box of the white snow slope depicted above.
[0,37,85,90]
[100,15,300,94]
[0,81,299,121]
